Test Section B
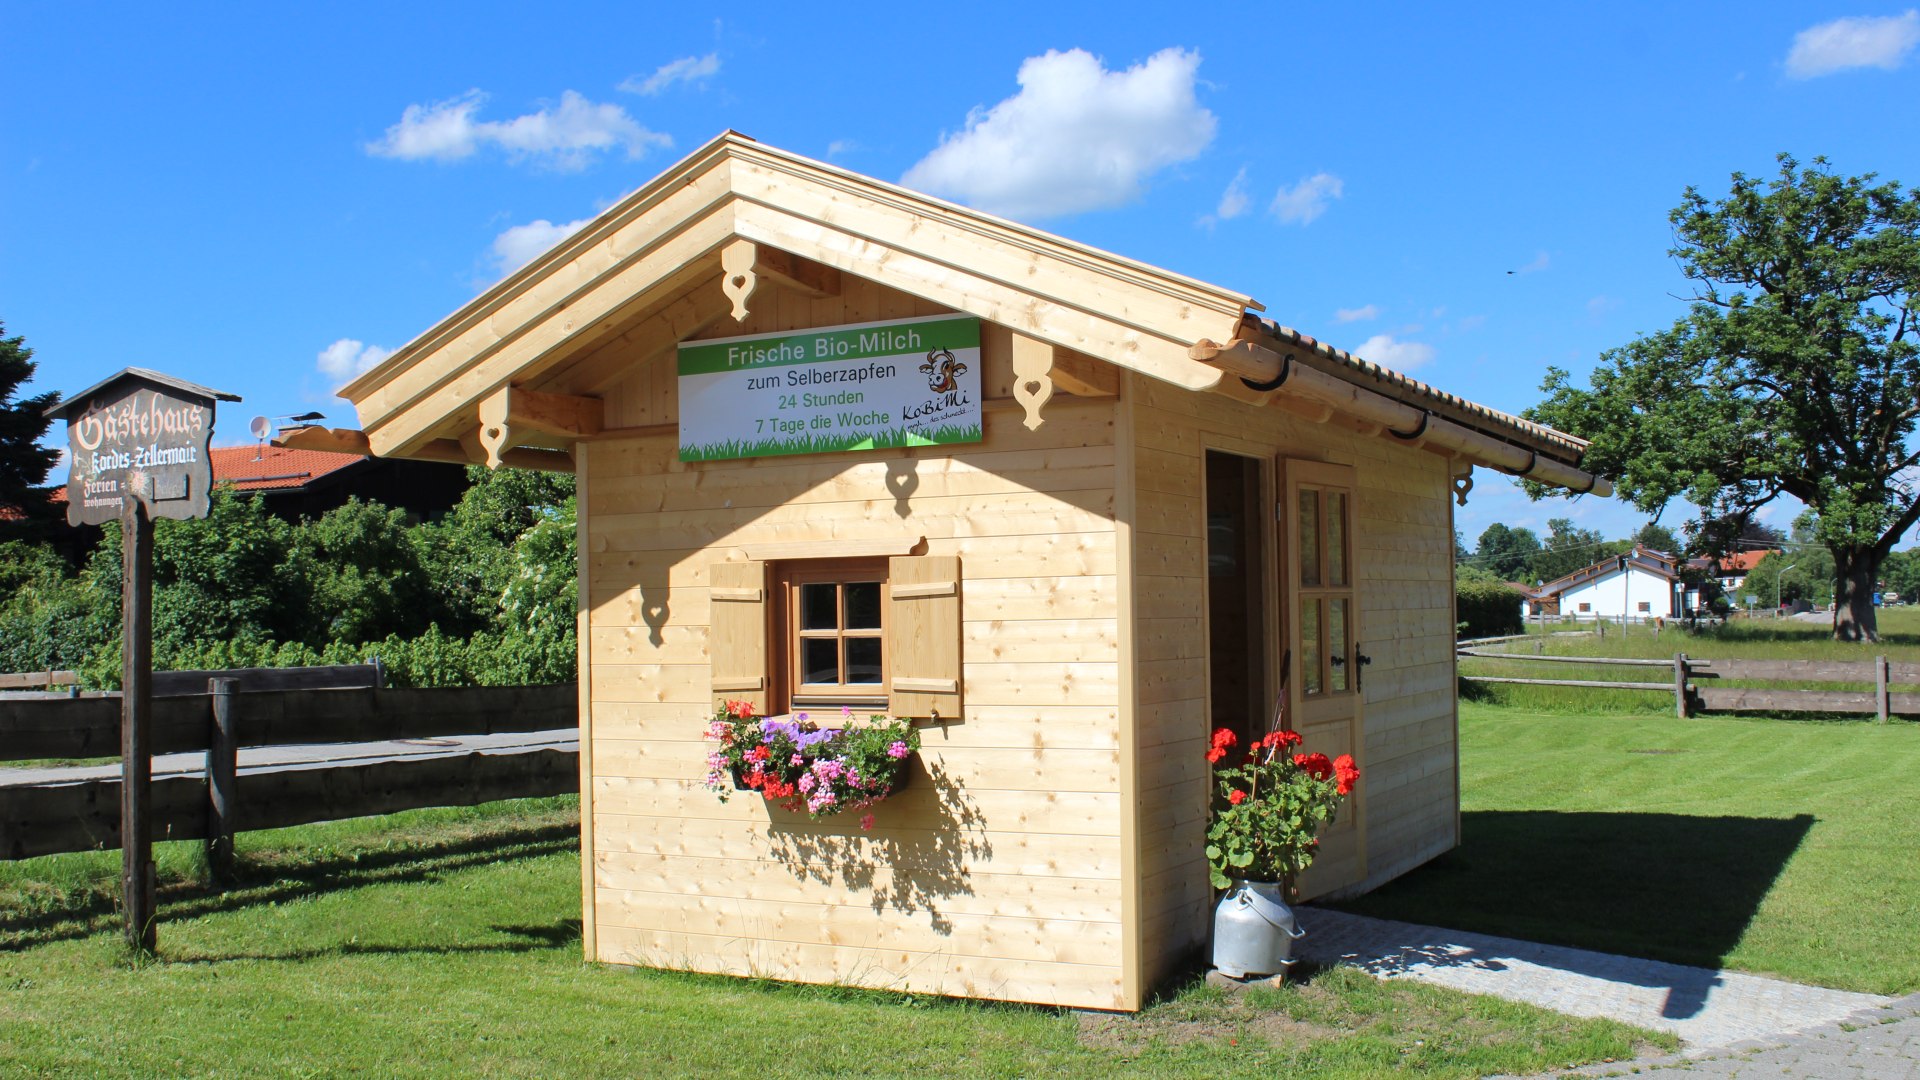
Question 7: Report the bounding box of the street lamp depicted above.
[1777,562,1799,616]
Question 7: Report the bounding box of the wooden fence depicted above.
[0,681,578,861]
[1458,644,1909,722]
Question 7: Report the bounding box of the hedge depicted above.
[1456,579,1524,639]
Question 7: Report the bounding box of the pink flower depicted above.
[860,813,876,831]
[790,753,804,766]
[887,741,910,759]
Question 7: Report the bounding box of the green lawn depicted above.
[0,798,1665,1078]
[1336,702,1920,995]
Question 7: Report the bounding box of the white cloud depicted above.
[1269,172,1343,225]
[826,139,858,158]
[317,339,393,381]
[1215,167,1251,220]
[621,53,721,95]
[491,217,592,275]
[1786,11,1920,78]
[1334,304,1380,323]
[1353,333,1436,371]
[366,89,670,171]
[1587,294,1619,317]
[1514,251,1550,275]
[901,47,1216,220]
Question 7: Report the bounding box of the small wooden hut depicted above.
[336,132,1608,1011]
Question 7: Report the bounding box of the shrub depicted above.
[1457,578,1524,639]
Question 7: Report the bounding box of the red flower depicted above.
[1334,754,1360,796]
[1293,752,1334,781]
[726,699,757,719]
[747,745,771,763]
[1206,727,1238,764]
[1228,789,1248,806]
[1268,730,1303,749]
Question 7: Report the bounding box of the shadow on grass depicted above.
[164,918,585,965]
[1329,810,1815,1014]
[0,821,578,952]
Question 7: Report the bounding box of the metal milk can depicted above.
[1212,879,1306,978]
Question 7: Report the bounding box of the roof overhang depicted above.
[338,130,1605,494]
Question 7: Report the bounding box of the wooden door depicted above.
[1283,459,1365,896]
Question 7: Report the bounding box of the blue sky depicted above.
[6,3,1919,549]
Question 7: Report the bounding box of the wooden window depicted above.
[1637,601,1651,613]
[776,559,889,708]
[710,554,962,720]
[1578,602,1591,613]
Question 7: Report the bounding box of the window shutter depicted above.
[888,555,962,720]
[709,560,769,713]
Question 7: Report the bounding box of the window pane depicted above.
[1298,490,1320,587]
[799,583,838,631]
[1327,491,1348,587]
[1302,599,1322,696]
[845,637,883,684]
[844,581,882,629]
[1329,598,1349,693]
[800,638,839,684]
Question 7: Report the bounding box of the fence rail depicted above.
[0,679,578,861]
[0,670,78,691]
[1458,645,1905,722]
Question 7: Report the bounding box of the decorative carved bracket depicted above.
[475,386,605,470]
[721,238,758,321]
[1452,462,1475,506]
[718,239,840,322]
[1010,333,1055,431]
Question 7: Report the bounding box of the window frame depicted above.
[772,558,891,711]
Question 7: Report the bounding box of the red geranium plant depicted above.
[1205,726,1359,890]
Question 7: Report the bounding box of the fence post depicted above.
[1674,652,1690,719]
[1876,656,1890,724]
[207,677,239,884]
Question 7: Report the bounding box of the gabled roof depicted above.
[1536,545,1680,597]
[340,131,1597,481]
[1718,550,1776,574]
[209,445,364,492]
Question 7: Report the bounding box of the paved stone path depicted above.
[0,729,578,789]
[1295,907,1904,1063]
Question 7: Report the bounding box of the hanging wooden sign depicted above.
[55,368,234,526]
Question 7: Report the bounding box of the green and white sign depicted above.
[678,314,983,462]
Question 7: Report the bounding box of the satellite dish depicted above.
[249,416,272,439]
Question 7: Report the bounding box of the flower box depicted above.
[705,702,919,830]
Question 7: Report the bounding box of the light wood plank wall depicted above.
[1123,372,1459,991]
[582,276,1132,1009]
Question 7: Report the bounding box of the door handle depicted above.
[1355,651,1371,690]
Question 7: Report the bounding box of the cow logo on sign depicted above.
[918,348,968,394]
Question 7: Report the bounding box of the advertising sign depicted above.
[678,315,982,462]
[57,371,229,525]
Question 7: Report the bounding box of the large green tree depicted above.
[1530,155,1920,641]
[1472,522,1542,581]
[0,321,61,540]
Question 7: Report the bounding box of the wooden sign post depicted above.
[47,369,238,952]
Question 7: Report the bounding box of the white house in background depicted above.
[1527,546,1695,621]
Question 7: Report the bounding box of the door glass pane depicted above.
[800,638,839,684]
[845,637,883,684]
[1301,599,1322,696]
[1327,491,1348,587]
[1329,598,1349,693]
[1298,490,1320,587]
[799,583,838,631]
[844,581,882,629]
